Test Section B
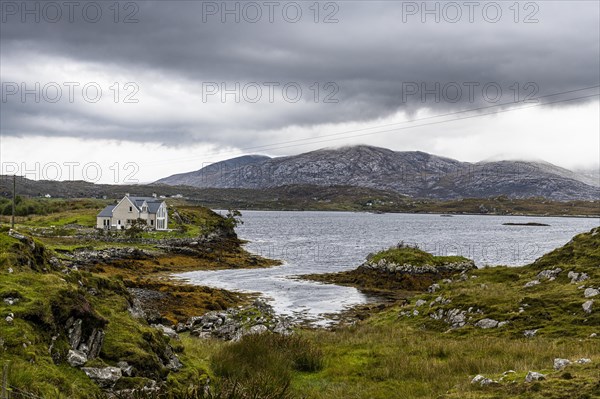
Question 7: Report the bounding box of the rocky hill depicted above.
[156,145,600,200]
[160,155,271,187]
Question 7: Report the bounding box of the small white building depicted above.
[97,194,168,230]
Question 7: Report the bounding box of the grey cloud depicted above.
[1,0,599,147]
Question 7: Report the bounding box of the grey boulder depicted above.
[67,349,88,367]
[583,300,594,314]
[525,371,545,382]
[475,318,499,329]
[81,367,122,388]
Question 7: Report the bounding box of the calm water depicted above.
[176,211,599,325]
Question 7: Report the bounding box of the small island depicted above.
[503,222,550,226]
[305,243,475,294]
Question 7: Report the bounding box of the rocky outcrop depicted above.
[127,288,165,323]
[525,268,562,288]
[62,233,236,267]
[475,318,499,329]
[524,280,541,288]
[525,371,545,382]
[67,350,88,367]
[152,324,179,340]
[87,329,105,359]
[8,229,34,248]
[81,367,122,388]
[553,358,571,370]
[568,271,589,284]
[63,247,153,268]
[162,345,183,371]
[65,317,105,367]
[358,259,476,275]
[116,361,134,377]
[180,300,294,341]
[421,306,480,329]
[471,374,497,386]
[536,268,562,281]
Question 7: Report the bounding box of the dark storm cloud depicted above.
[1,0,599,146]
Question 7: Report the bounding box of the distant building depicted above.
[97,194,168,230]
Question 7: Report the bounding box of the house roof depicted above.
[97,196,165,218]
[97,205,116,217]
[128,196,165,214]
[146,201,163,213]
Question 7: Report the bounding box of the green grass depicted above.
[207,333,323,399]
[0,230,210,398]
[369,245,470,266]
[24,208,100,227]
[0,272,104,397]
[293,326,599,399]
[0,197,108,218]
[531,227,600,271]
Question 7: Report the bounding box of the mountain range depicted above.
[156,145,600,201]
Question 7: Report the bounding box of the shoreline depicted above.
[215,208,600,219]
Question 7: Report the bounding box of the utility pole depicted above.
[1,362,7,399]
[11,175,16,229]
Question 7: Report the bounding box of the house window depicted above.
[151,220,154,226]
[129,206,133,212]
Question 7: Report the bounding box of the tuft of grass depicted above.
[209,333,323,399]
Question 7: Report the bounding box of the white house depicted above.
[97,194,168,230]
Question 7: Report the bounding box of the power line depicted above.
[192,84,600,154]
[245,93,600,153]
[142,85,600,166]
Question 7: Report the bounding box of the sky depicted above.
[0,0,599,184]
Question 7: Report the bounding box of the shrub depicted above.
[209,333,323,399]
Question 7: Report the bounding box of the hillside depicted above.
[155,145,600,201]
[159,155,271,187]
[0,204,281,398]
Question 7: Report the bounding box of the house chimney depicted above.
[152,193,157,198]
[125,193,129,197]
